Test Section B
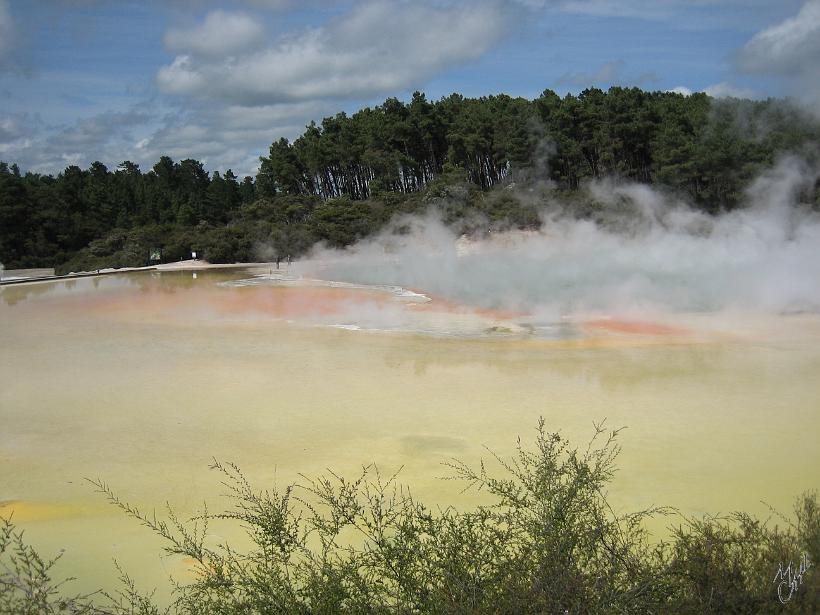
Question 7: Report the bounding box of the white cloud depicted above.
[0,102,315,178]
[157,0,508,105]
[124,100,335,177]
[703,82,757,99]
[164,10,266,57]
[1,109,156,175]
[736,0,820,109]
[737,0,820,75]
[663,84,757,99]
[0,115,33,157]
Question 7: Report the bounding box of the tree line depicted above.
[0,157,256,269]
[2,87,819,272]
[258,88,820,209]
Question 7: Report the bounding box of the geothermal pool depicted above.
[1,265,819,599]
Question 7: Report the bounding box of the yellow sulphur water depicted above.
[1,268,818,602]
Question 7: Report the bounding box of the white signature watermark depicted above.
[773,552,812,604]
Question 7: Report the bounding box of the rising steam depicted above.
[307,156,820,320]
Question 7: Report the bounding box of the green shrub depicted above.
[2,420,817,614]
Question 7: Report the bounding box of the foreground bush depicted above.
[2,420,817,614]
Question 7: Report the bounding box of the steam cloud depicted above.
[309,156,820,320]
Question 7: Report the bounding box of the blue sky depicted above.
[1,0,818,177]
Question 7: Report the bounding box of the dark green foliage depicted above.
[0,516,100,614]
[311,199,390,248]
[257,89,819,208]
[2,421,818,614]
[2,89,819,272]
[0,157,261,271]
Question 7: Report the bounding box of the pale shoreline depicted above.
[4,259,819,346]
[0,259,279,286]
